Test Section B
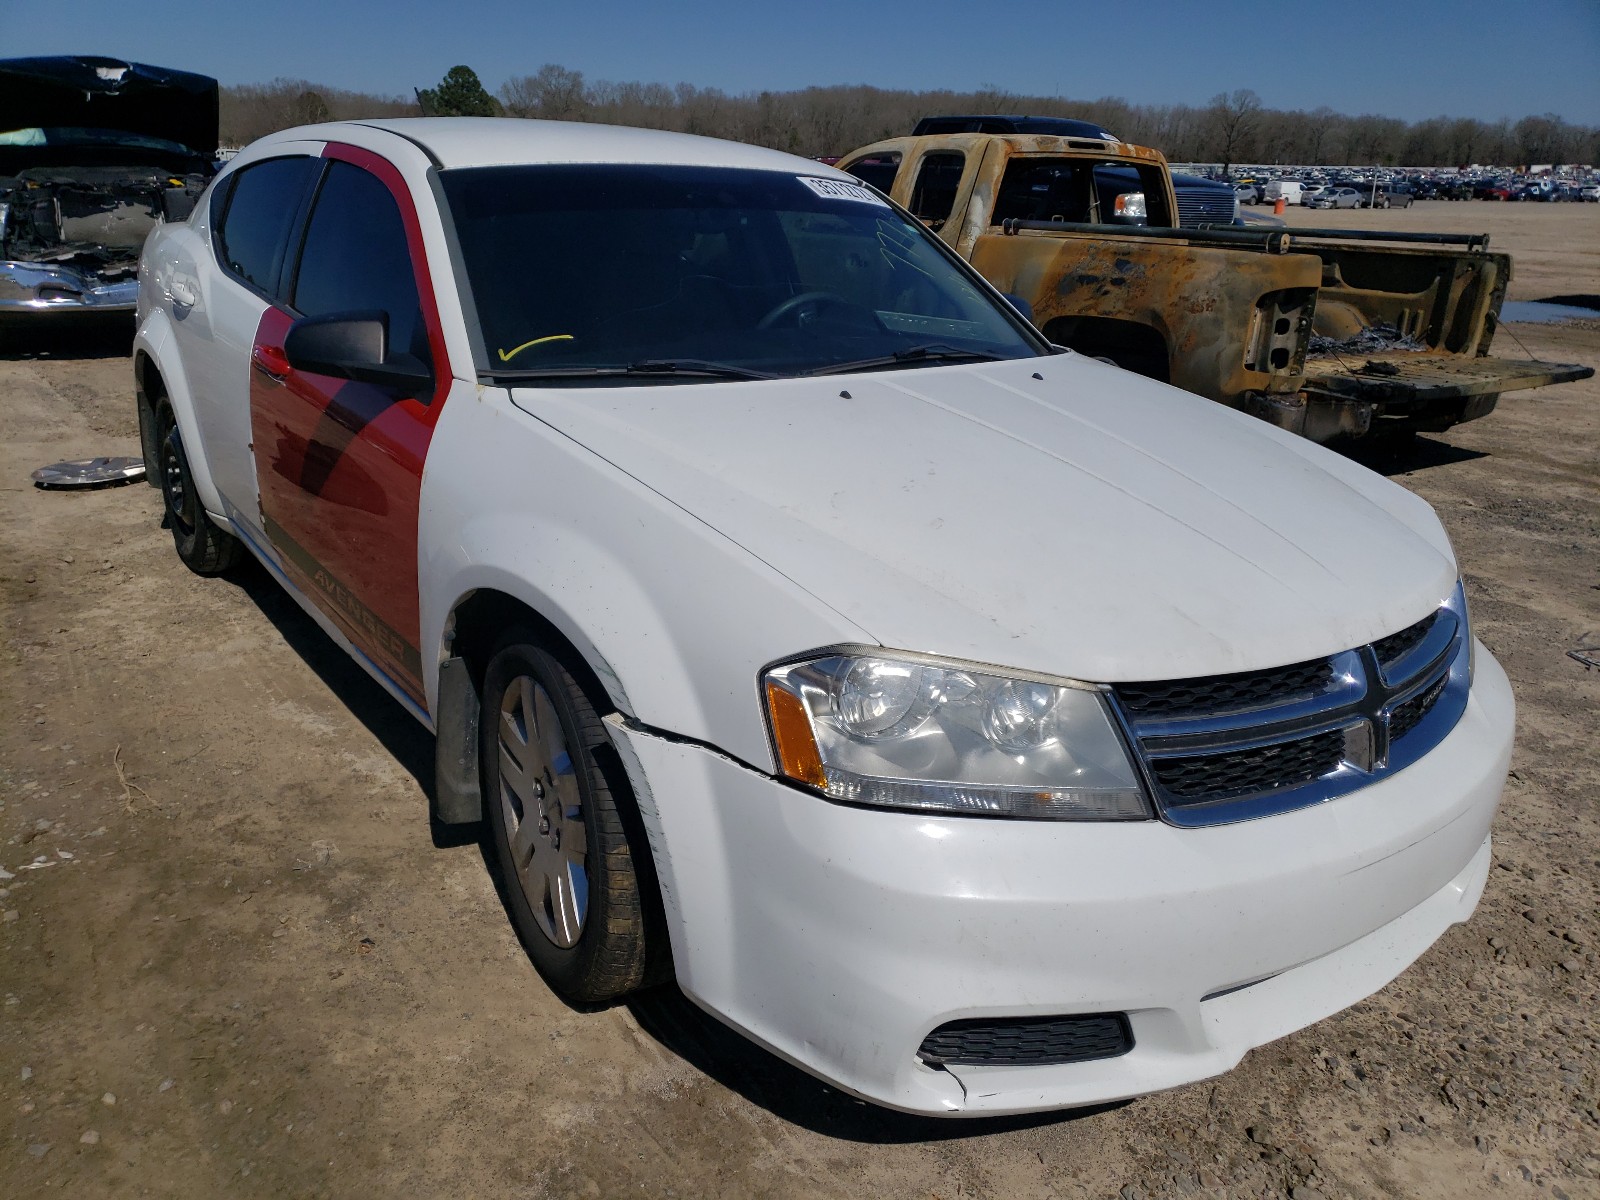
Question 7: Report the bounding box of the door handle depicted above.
[167,280,197,308]
[252,343,291,383]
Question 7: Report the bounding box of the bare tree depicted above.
[1204,89,1262,175]
[220,78,416,145]
[217,67,1596,171]
[500,65,587,120]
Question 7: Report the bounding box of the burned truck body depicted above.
[0,56,217,320]
[839,133,1592,442]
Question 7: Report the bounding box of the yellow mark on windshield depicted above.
[498,334,574,362]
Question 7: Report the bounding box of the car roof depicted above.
[277,117,831,174]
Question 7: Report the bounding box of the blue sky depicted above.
[8,0,1598,124]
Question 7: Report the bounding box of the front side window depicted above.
[842,152,900,194]
[290,160,429,366]
[908,151,966,226]
[214,156,320,296]
[441,164,1041,382]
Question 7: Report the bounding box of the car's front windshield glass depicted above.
[440,163,1042,382]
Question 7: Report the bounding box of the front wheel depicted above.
[157,404,241,575]
[480,634,652,1003]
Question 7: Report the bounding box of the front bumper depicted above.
[0,259,137,313]
[606,647,1513,1115]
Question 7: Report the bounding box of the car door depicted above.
[248,145,452,710]
[172,153,322,526]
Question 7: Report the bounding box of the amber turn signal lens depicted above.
[766,681,827,788]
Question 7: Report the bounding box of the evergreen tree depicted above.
[419,66,501,117]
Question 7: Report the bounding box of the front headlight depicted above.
[762,651,1152,820]
[1113,190,1147,221]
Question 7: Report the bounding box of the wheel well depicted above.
[447,587,672,984]
[447,589,617,717]
[1042,316,1170,383]
[133,351,164,480]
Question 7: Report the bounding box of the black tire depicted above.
[480,632,650,1003]
[156,403,242,575]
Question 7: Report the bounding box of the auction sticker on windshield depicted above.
[798,176,889,206]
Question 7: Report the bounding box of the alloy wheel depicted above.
[496,674,589,947]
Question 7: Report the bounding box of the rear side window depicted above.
[909,151,965,226]
[291,160,429,367]
[990,157,1173,227]
[214,156,320,297]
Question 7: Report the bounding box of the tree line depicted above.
[220,67,1600,169]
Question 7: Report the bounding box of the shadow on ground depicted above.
[224,556,481,849]
[627,985,1130,1142]
[0,315,134,359]
[1339,433,1488,476]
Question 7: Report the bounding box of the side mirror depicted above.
[1001,293,1035,324]
[284,311,433,395]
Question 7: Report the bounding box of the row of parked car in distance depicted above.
[1232,180,1414,209]
[1232,174,1599,206]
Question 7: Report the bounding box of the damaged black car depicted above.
[0,56,217,328]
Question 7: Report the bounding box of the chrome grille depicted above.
[1116,658,1334,718]
[1174,186,1236,229]
[1150,729,1346,800]
[1373,611,1439,668]
[1111,586,1471,827]
[1390,672,1449,741]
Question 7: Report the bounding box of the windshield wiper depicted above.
[492,358,784,383]
[798,343,1006,377]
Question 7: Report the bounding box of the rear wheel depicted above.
[480,633,651,1003]
[156,404,242,575]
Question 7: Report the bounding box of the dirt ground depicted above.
[2,202,1597,1200]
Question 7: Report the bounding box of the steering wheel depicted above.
[756,290,857,330]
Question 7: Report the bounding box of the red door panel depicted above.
[248,144,452,708]
[251,306,432,699]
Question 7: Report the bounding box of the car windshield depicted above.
[440,163,1042,382]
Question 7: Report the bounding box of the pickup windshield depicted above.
[440,164,1041,381]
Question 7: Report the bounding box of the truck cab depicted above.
[839,132,1592,443]
[840,133,1318,409]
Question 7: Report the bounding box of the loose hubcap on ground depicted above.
[497,675,589,948]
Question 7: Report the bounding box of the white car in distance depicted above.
[134,118,1514,1117]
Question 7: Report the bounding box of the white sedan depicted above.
[1308,186,1364,210]
[134,118,1513,1116]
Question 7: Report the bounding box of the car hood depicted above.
[510,355,1457,682]
[0,56,218,159]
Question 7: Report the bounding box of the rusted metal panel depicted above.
[970,229,1321,405]
[1302,243,1512,357]
[835,133,1594,444]
[1304,351,1594,403]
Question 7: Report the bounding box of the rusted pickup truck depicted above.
[838,133,1591,442]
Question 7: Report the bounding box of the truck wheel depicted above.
[156,404,242,575]
[480,633,649,1003]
